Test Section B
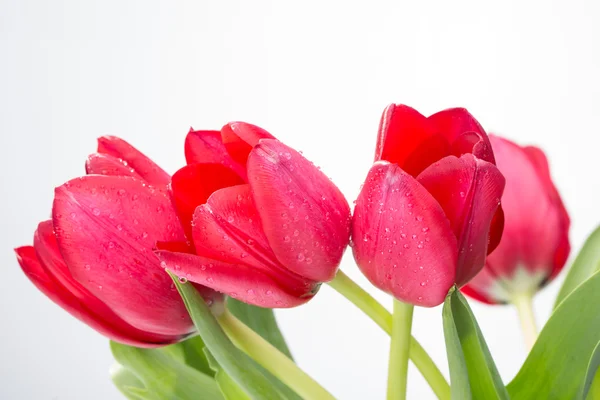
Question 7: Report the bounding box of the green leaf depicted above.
[170,272,285,400]
[110,341,223,400]
[555,225,600,309]
[508,270,600,399]
[443,287,509,400]
[587,368,600,399]
[226,299,301,399]
[205,350,252,400]
[110,363,147,400]
[227,298,293,360]
[179,335,215,376]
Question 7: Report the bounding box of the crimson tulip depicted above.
[462,136,570,304]
[352,105,506,307]
[15,137,216,347]
[155,122,352,308]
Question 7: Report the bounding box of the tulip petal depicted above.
[52,175,193,337]
[375,104,436,169]
[86,153,143,180]
[417,154,505,286]
[17,244,179,347]
[352,162,458,307]
[376,106,496,176]
[155,250,315,308]
[247,139,351,282]
[221,122,275,166]
[460,283,497,305]
[154,240,224,306]
[170,163,245,241]
[185,129,247,180]
[428,108,495,164]
[16,246,83,316]
[192,184,316,294]
[484,137,569,282]
[523,144,570,229]
[97,136,170,186]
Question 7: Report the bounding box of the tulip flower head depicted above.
[462,136,570,304]
[156,122,352,308]
[352,105,506,307]
[16,137,217,347]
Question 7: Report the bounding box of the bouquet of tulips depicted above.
[16,104,600,400]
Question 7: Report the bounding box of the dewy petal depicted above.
[170,163,245,241]
[428,108,496,164]
[417,154,505,286]
[185,129,247,180]
[155,250,315,308]
[352,162,458,307]
[221,122,275,166]
[17,243,179,347]
[86,153,144,180]
[247,139,351,282]
[97,136,170,186]
[52,175,193,337]
[192,184,316,294]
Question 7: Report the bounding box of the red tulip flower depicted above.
[155,122,351,308]
[462,136,570,304]
[352,105,506,307]
[15,137,216,347]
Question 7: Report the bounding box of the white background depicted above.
[1,0,599,399]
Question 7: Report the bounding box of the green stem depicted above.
[217,308,336,400]
[387,299,414,400]
[511,292,538,350]
[328,270,450,400]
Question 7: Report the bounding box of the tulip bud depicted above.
[156,123,352,308]
[352,105,506,307]
[462,136,570,304]
[16,137,219,347]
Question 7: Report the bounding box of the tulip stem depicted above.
[328,271,450,400]
[217,308,336,400]
[387,300,414,400]
[511,292,538,350]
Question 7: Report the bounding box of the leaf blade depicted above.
[227,298,293,360]
[508,271,600,399]
[555,225,600,309]
[442,287,508,400]
[110,341,223,400]
[170,273,285,400]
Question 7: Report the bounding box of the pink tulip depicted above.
[352,105,506,307]
[462,136,570,304]
[155,123,352,308]
[16,137,216,347]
